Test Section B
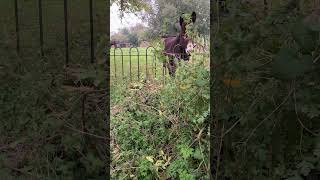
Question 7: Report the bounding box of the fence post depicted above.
[89,0,95,64]
[129,49,132,81]
[64,0,69,66]
[38,0,44,57]
[129,47,140,81]
[137,49,140,81]
[121,50,124,78]
[146,46,156,79]
[154,54,157,78]
[163,60,166,84]
[14,0,20,53]
[113,51,116,78]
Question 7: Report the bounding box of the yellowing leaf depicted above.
[146,156,154,163]
[222,79,241,87]
[164,156,172,167]
[159,150,164,156]
[180,84,190,90]
[155,160,164,167]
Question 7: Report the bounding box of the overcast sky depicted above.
[110,3,147,35]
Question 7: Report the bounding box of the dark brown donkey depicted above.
[163,12,197,76]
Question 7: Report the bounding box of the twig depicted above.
[83,88,108,95]
[293,81,318,136]
[134,102,170,120]
[299,126,303,158]
[215,123,224,180]
[64,124,108,140]
[4,165,42,179]
[113,166,139,172]
[48,103,107,140]
[243,88,294,144]
[313,54,320,63]
[190,128,205,147]
[223,97,260,137]
[198,141,209,174]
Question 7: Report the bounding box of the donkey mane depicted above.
[164,35,182,54]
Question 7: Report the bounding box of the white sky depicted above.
[110,3,147,35]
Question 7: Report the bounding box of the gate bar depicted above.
[89,0,95,63]
[64,0,69,66]
[38,0,44,56]
[14,0,20,53]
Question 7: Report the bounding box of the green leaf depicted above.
[291,22,318,53]
[285,175,303,180]
[179,145,194,160]
[314,137,320,157]
[297,160,314,176]
[271,48,312,79]
[301,104,320,118]
[308,24,320,32]
[196,80,207,87]
[193,149,203,160]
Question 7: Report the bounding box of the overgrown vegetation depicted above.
[212,1,320,179]
[110,7,210,178]
[0,1,107,179]
[111,54,209,179]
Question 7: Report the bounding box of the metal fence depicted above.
[10,0,105,66]
[111,44,209,83]
[111,46,167,82]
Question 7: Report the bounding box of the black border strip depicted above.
[106,0,110,179]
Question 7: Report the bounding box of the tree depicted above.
[111,24,148,46]
[111,33,128,42]
[120,28,130,35]
[144,0,210,38]
[111,0,151,18]
[127,33,139,46]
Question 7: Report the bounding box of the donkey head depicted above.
[179,11,196,35]
[174,35,196,61]
[176,12,197,61]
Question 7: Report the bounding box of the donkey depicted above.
[163,12,197,77]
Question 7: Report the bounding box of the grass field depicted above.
[110,47,210,82]
[110,47,167,81]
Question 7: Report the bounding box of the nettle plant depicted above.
[183,13,200,43]
[111,30,209,180]
[111,59,210,179]
[152,38,167,64]
[213,2,320,179]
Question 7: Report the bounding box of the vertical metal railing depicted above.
[89,0,95,63]
[14,0,20,53]
[110,46,170,82]
[12,0,101,65]
[146,46,156,79]
[38,0,44,57]
[129,47,140,81]
[64,0,69,66]
[113,48,123,78]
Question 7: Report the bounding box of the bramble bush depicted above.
[212,1,320,179]
[111,51,209,179]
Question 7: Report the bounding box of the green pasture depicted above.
[110,47,167,81]
[110,47,209,82]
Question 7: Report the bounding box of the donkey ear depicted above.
[179,16,184,26]
[191,12,196,23]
